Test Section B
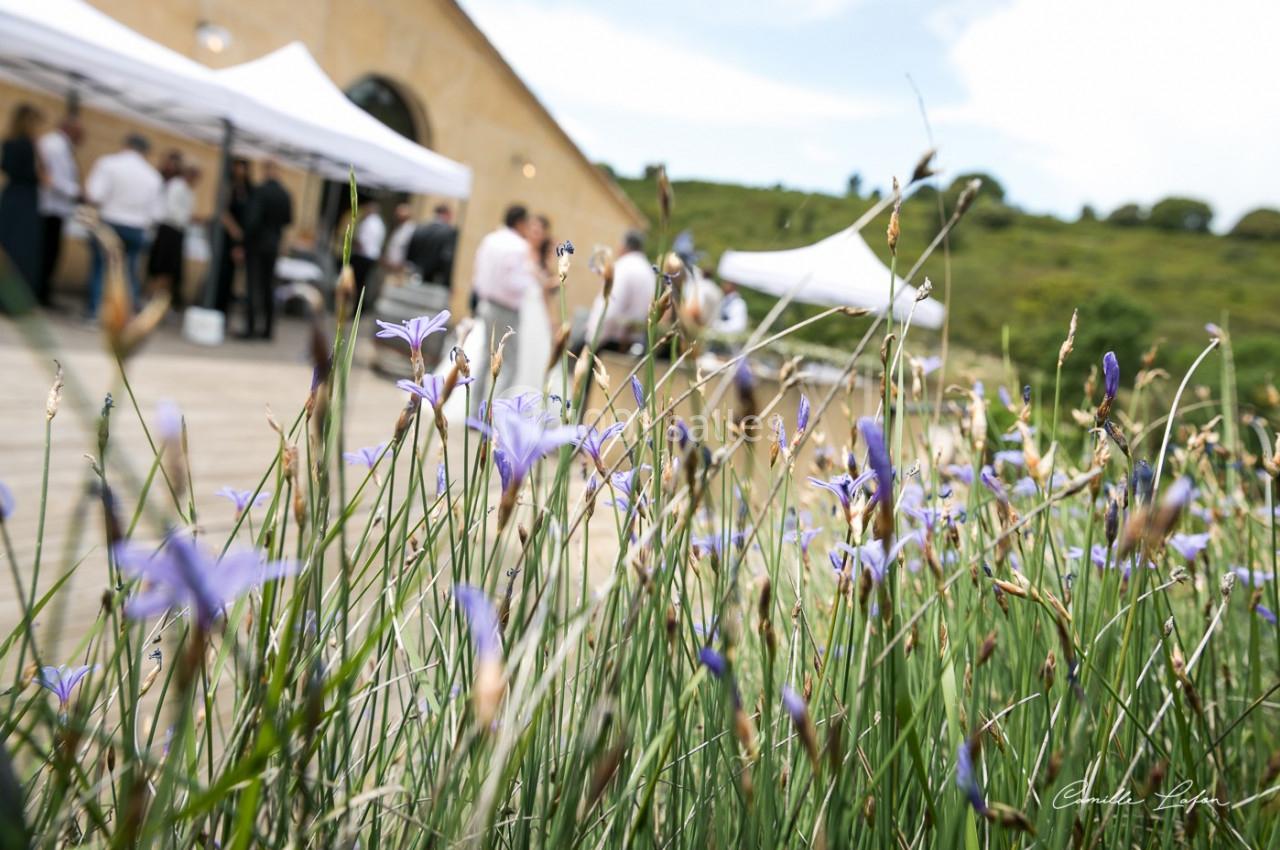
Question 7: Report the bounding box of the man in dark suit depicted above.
[241,159,293,340]
[406,204,457,290]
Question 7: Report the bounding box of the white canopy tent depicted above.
[717,226,946,329]
[211,43,471,198]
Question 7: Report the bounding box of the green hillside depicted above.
[612,172,1280,401]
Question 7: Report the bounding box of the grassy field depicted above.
[614,173,1280,402]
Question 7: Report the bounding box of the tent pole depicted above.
[203,119,235,310]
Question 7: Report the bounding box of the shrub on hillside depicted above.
[1229,207,1280,241]
[1148,196,1213,233]
[969,198,1016,230]
[1106,203,1146,226]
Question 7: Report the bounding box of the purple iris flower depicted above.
[216,487,270,514]
[836,534,919,582]
[397,374,474,408]
[783,527,822,555]
[469,406,581,489]
[979,466,1008,503]
[436,463,447,497]
[0,480,13,521]
[492,449,515,492]
[734,357,755,392]
[1161,477,1196,510]
[1257,604,1277,626]
[1012,477,1038,498]
[630,375,646,408]
[773,416,787,448]
[781,685,807,723]
[155,400,182,443]
[972,380,985,399]
[493,392,545,417]
[556,240,574,257]
[944,464,975,485]
[858,417,892,502]
[993,450,1025,468]
[955,739,988,815]
[115,532,298,631]
[1232,566,1274,588]
[1168,532,1211,562]
[905,505,943,532]
[808,471,872,513]
[669,418,692,449]
[699,647,727,678]
[375,310,450,351]
[38,664,95,711]
[918,355,942,375]
[577,422,626,464]
[997,385,1013,409]
[454,584,501,659]
[611,467,649,500]
[1102,351,1120,400]
[692,533,725,559]
[796,395,811,437]
[343,442,388,469]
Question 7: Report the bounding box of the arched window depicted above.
[346,75,429,147]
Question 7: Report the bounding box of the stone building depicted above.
[0,0,645,315]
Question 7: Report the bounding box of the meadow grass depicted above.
[1,177,1278,850]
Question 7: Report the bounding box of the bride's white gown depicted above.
[436,282,554,422]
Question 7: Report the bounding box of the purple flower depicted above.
[699,647,727,678]
[436,463,447,497]
[1232,567,1273,588]
[1161,477,1195,511]
[734,357,755,392]
[397,374,474,408]
[1012,477,1039,498]
[343,442,388,469]
[0,480,13,521]
[808,471,872,513]
[1102,351,1120,401]
[955,739,988,815]
[836,534,919,582]
[1257,604,1277,626]
[38,664,95,710]
[669,418,691,449]
[555,240,574,257]
[918,355,942,375]
[375,310,450,352]
[454,584,501,659]
[630,375,646,408]
[972,380,985,399]
[577,422,626,464]
[491,391,545,418]
[773,415,786,449]
[997,385,1013,409]
[216,487,270,514]
[795,394,811,437]
[781,685,807,723]
[1168,532,1211,562]
[979,466,1008,504]
[783,527,822,555]
[155,400,182,443]
[993,450,1025,468]
[944,464,975,485]
[468,406,581,489]
[115,533,298,631]
[858,417,892,502]
[611,466,649,501]
[493,449,514,492]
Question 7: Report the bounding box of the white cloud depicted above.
[462,0,885,130]
[936,0,1280,227]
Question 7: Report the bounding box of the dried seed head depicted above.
[954,178,982,217]
[886,177,902,255]
[910,148,938,185]
[1058,309,1079,367]
[45,361,64,421]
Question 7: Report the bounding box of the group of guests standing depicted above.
[0,101,294,339]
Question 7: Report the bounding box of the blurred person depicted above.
[84,133,162,318]
[0,103,45,307]
[350,196,385,301]
[209,157,252,317]
[406,203,456,288]
[241,159,293,339]
[714,279,748,336]
[383,202,415,273]
[147,158,197,308]
[470,203,538,405]
[582,229,653,352]
[36,112,83,306]
[511,213,556,391]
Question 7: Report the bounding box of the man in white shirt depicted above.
[84,133,163,317]
[470,204,538,406]
[383,203,415,273]
[584,230,654,351]
[36,114,83,306]
[713,280,748,336]
[350,197,386,301]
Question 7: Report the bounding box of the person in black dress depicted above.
[241,160,293,339]
[211,157,252,316]
[0,103,45,310]
[406,204,457,289]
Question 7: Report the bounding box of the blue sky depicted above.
[458,0,1278,231]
